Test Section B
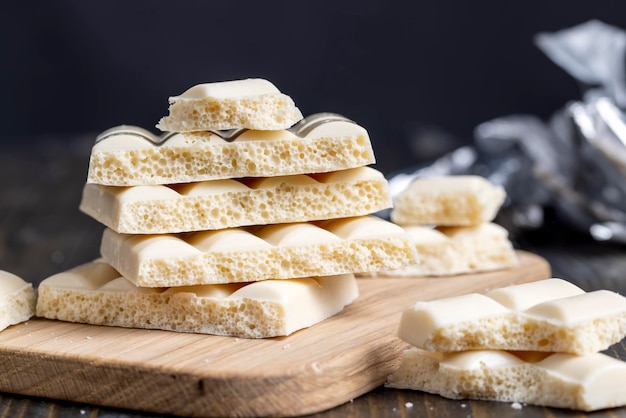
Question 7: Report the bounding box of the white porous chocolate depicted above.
[362,223,517,277]
[398,278,626,355]
[386,348,626,412]
[87,117,375,186]
[156,78,303,132]
[390,175,506,226]
[100,216,417,287]
[80,167,391,234]
[0,270,36,331]
[36,260,359,339]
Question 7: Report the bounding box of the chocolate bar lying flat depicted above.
[80,167,391,234]
[362,223,517,277]
[386,348,626,411]
[87,116,375,186]
[100,216,417,287]
[398,278,626,355]
[156,78,303,132]
[36,260,359,338]
[390,175,506,226]
[0,270,36,331]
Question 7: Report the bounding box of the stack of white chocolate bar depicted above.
[381,175,518,276]
[387,278,626,411]
[35,78,417,338]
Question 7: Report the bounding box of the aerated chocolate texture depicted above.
[156,78,304,132]
[39,78,398,339]
[361,223,518,277]
[390,175,506,226]
[81,166,391,234]
[386,348,626,412]
[388,278,626,411]
[398,278,626,355]
[0,270,36,331]
[36,260,359,339]
[100,216,417,287]
[87,118,375,186]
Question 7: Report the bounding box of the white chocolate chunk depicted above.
[87,118,374,186]
[361,223,518,277]
[390,175,506,226]
[398,278,626,354]
[100,216,417,287]
[35,260,359,338]
[0,270,36,331]
[386,348,626,412]
[80,167,391,234]
[156,78,303,132]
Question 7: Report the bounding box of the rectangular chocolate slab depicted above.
[81,167,391,234]
[100,216,416,287]
[87,115,375,186]
[386,348,626,411]
[360,223,518,277]
[36,261,359,339]
[398,278,626,354]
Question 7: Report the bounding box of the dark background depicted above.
[2,0,626,174]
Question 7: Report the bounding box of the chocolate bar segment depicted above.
[80,167,391,234]
[100,216,417,287]
[386,348,626,411]
[87,118,375,186]
[35,260,359,339]
[0,270,36,331]
[398,278,626,354]
[361,223,518,277]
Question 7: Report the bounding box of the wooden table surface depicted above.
[0,137,625,418]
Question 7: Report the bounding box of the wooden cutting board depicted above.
[0,251,549,417]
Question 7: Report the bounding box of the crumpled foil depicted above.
[388,20,626,243]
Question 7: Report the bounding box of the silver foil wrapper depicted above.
[389,20,626,243]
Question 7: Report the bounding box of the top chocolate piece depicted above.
[87,114,375,186]
[156,78,303,132]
